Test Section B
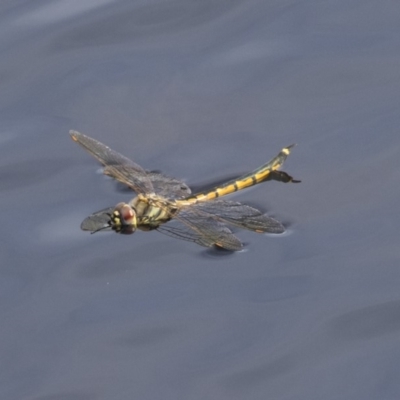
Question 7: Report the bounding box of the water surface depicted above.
[1,1,400,399]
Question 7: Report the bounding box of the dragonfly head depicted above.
[110,202,137,234]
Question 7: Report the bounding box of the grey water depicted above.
[1,1,400,399]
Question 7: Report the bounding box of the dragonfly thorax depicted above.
[111,202,137,234]
[129,194,176,229]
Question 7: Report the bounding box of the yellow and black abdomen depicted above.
[181,144,298,204]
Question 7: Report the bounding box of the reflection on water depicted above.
[330,300,400,341]
[1,1,400,399]
[15,0,115,25]
[0,159,69,191]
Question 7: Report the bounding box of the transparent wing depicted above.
[70,130,154,194]
[189,200,285,233]
[158,208,243,251]
[146,171,191,199]
[80,207,114,232]
[102,167,191,199]
[102,164,154,194]
[156,220,215,247]
[70,130,191,198]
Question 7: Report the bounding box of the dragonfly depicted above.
[70,130,300,251]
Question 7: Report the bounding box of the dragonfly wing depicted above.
[191,200,285,234]
[162,208,243,250]
[80,207,114,232]
[146,171,191,199]
[70,130,154,194]
[156,220,214,247]
[157,216,242,250]
[101,167,190,198]
[103,164,154,194]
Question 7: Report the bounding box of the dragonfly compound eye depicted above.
[112,203,137,233]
